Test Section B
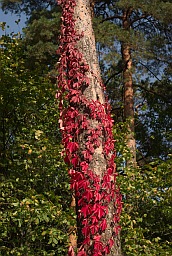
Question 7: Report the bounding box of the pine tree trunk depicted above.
[122,9,136,166]
[57,0,122,255]
[74,1,122,255]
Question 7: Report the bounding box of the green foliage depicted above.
[0,32,73,255]
[115,123,172,255]
[120,162,172,255]
[22,9,61,72]
[136,79,172,160]
[0,0,56,15]
[0,186,71,255]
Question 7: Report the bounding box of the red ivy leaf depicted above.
[68,246,75,256]
[93,253,103,256]
[68,169,75,176]
[93,240,103,252]
[70,94,81,103]
[80,161,89,172]
[91,215,98,224]
[81,204,92,217]
[82,190,93,202]
[93,235,101,241]
[100,219,107,231]
[103,174,110,183]
[72,82,80,88]
[109,238,114,248]
[104,245,110,254]
[114,225,121,235]
[82,76,90,85]
[90,225,98,235]
[82,150,92,161]
[82,226,90,237]
[64,154,70,164]
[113,215,120,223]
[71,155,78,167]
[68,69,76,77]
[95,192,102,202]
[77,249,87,256]
[73,72,84,81]
[67,142,79,153]
[77,179,89,190]
[107,167,113,175]
[67,107,79,118]
[93,204,106,219]
[86,143,95,154]
[81,119,89,129]
[83,236,90,245]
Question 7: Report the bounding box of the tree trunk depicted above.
[57,0,122,255]
[121,9,136,167]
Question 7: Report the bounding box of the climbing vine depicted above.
[57,0,122,255]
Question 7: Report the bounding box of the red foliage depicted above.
[57,0,122,255]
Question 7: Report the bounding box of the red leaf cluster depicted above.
[57,0,122,255]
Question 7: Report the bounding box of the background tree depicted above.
[94,0,172,162]
[0,29,74,255]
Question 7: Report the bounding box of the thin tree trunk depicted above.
[121,9,136,166]
[69,195,77,250]
[57,0,122,255]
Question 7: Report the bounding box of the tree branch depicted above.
[130,14,149,26]
[134,83,171,104]
[138,61,162,82]
[101,15,123,23]
[104,70,122,86]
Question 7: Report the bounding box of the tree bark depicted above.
[57,0,122,255]
[121,8,136,167]
[74,1,122,255]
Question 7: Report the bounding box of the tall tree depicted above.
[57,0,122,255]
[93,0,172,164]
[121,7,136,166]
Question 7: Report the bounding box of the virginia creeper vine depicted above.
[56,0,122,255]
